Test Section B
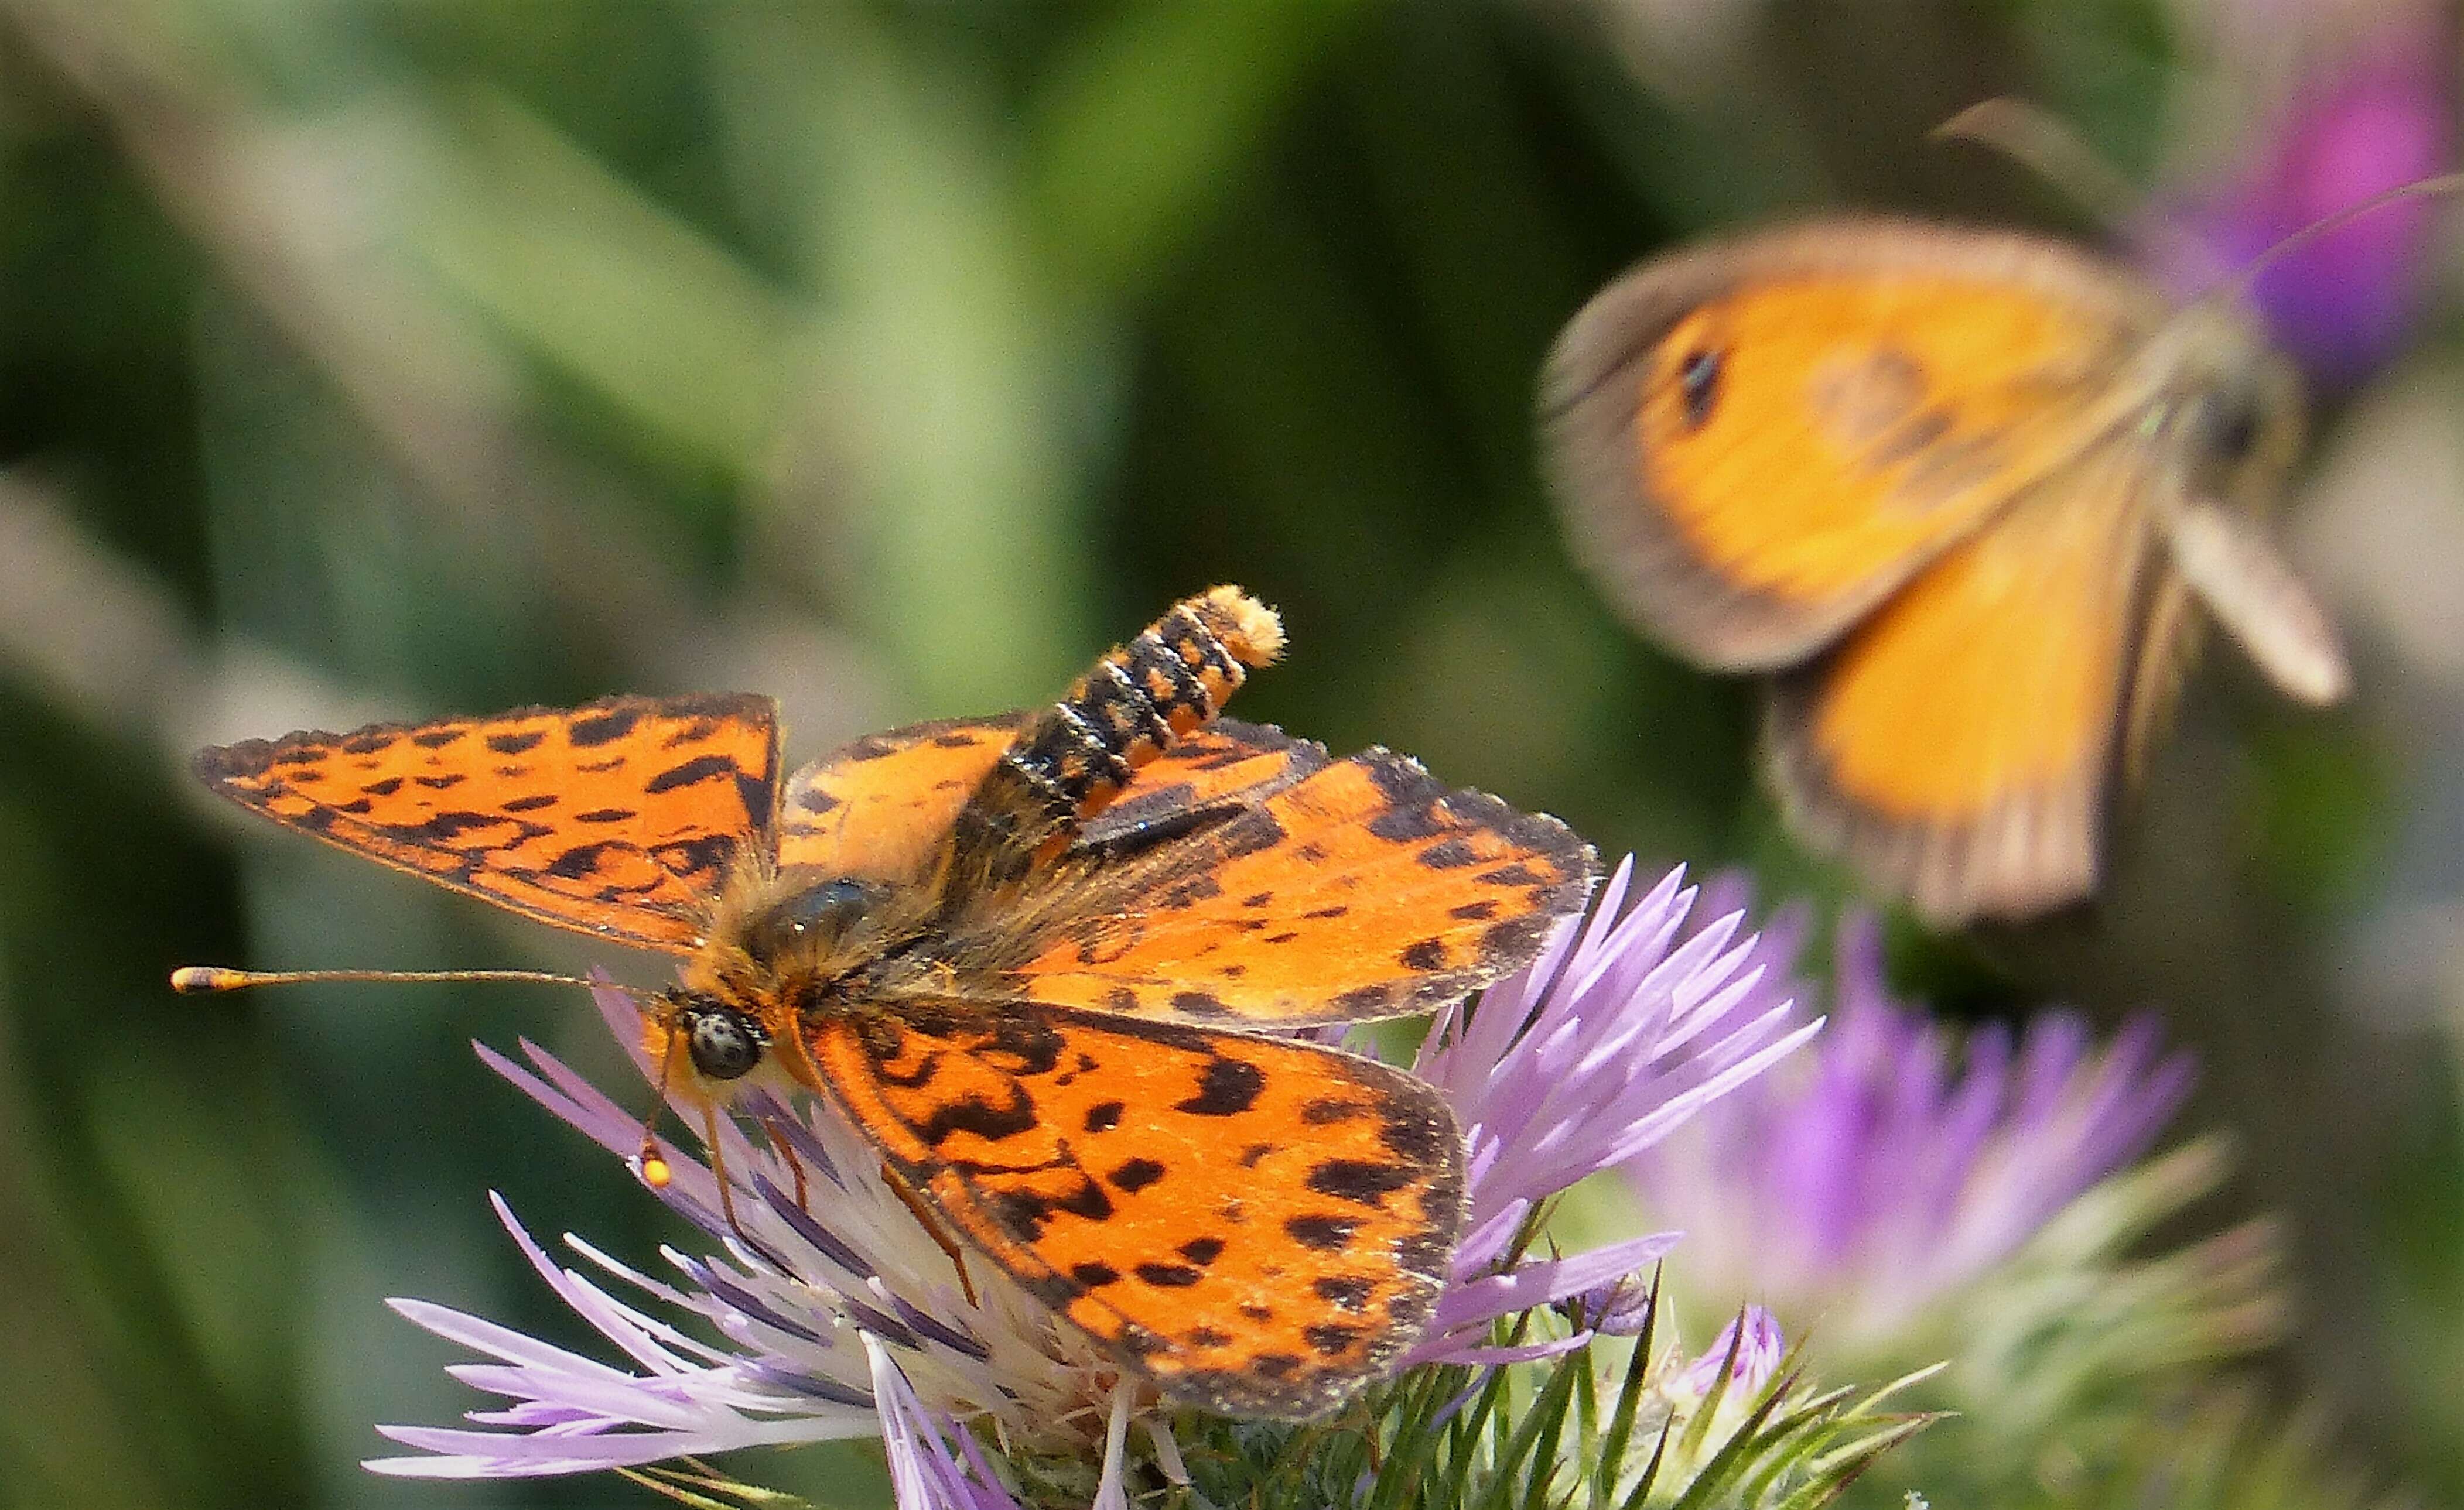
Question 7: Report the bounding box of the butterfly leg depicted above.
[878,1158,979,1308]
[698,1102,754,1239]
[758,1115,811,1211]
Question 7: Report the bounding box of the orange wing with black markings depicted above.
[979,749,1593,1026]
[193,693,778,950]
[774,716,1023,883]
[803,999,1462,1420]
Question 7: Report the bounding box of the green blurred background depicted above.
[0,0,2458,1504]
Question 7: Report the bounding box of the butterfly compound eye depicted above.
[678,998,769,1081]
[2195,385,2264,468]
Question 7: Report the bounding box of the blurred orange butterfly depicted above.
[1542,218,2349,925]
[178,587,1595,1419]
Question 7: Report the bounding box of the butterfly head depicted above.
[2141,298,2304,506]
[641,868,906,1114]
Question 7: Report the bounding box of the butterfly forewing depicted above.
[804,999,1462,1420]
[194,693,778,950]
[1544,221,2161,670]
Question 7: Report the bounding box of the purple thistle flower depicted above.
[1623,914,2196,1350]
[1673,1306,1787,1399]
[1403,858,1820,1367]
[2160,19,2452,382]
[364,857,1820,1498]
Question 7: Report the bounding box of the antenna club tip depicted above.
[171,966,241,994]
[638,1151,674,1189]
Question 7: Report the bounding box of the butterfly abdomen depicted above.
[953,587,1283,882]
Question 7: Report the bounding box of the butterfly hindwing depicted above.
[775,716,1026,883]
[986,749,1596,1026]
[1764,440,2162,923]
[803,999,1462,1420]
[194,693,778,950]
[1544,220,2161,670]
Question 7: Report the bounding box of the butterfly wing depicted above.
[1543,220,2165,669]
[775,716,1024,882]
[975,749,1595,1026]
[195,693,778,950]
[774,716,1323,882]
[801,999,1461,1420]
[1762,440,2166,924]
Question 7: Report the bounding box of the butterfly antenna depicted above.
[2227,173,2464,295]
[1933,99,2222,280]
[170,964,652,998]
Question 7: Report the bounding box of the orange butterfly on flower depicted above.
[176,587,1596,1420]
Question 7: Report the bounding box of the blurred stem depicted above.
[0,0,720,680]
[422,85,797,471]
[703,7,1096,709]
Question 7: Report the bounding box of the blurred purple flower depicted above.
[1624,915,2195,1348]
[2163,22,2452,381]
[363,857,1821,1500]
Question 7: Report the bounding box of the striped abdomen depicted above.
[951,586,1283,885]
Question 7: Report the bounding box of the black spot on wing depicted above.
[1307,1159,1414,1207]
[1175,1057,1264,1117]
[1284,1214,1359,1251]
[1313,1275,1374,1312]
[1169,990,1232,1019]
[918,1090,1038,1147]
[1303,1323,1363,1357]
[566,707,641,748]
[1109,1158,1166,1193]
[645,753,739,793]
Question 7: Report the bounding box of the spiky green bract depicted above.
[1824,1136,2288,1509]
[2065,1387,2413,1510]
[621,1460,818,1509]
[1151,1289,1936,1510]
